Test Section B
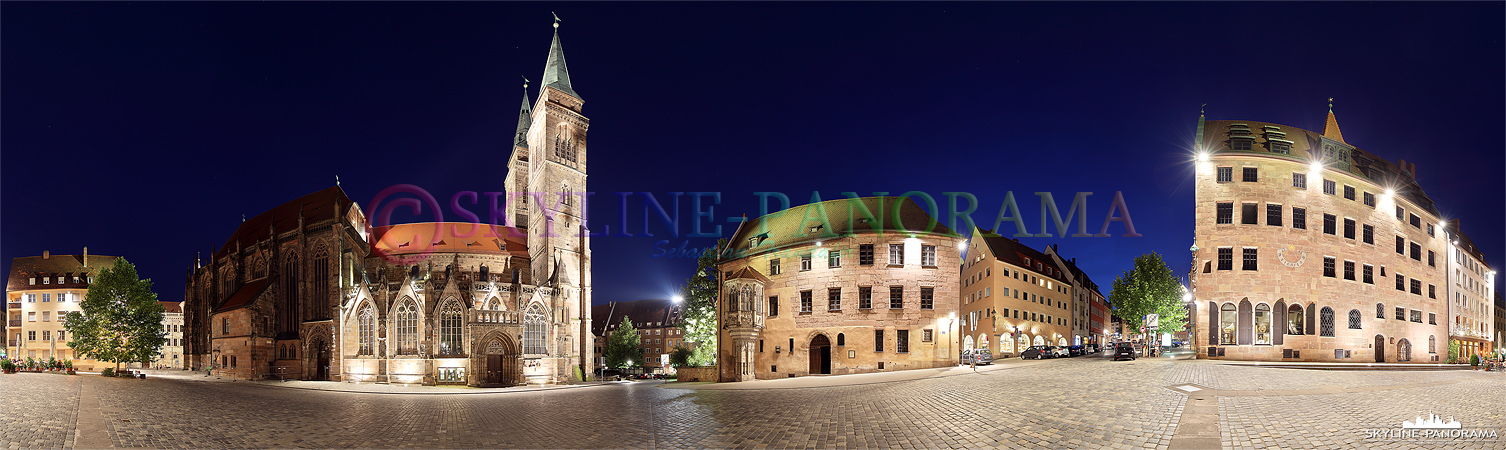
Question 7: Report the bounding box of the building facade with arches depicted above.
[958,226,1082,358]
[714,197,963,381]
[1189,106,1449,362]
[184,21,594,385]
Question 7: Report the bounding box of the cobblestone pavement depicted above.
[2,354,1502,449]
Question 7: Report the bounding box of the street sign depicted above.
[1146,314,1159,329]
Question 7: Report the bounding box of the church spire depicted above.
[1323,97,1346,144]
[540,13,580,100]
[515,77,533,148]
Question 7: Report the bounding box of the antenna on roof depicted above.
[1200,103,1206,115]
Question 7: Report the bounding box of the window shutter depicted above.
[1207,301,1218,345]
[1273,300,1285,345]
[1237,300,1253,345]
[1305,303,1316,336]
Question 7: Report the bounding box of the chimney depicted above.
[1451,218,1461,233]
[1409,162,1417,179]
[83,247,89,267]
[43,250,50,259]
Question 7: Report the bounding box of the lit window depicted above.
[1216,167,1232,182]
[1323,179,1336,195]
[888,244,904,265]
[1292,173,1307,189]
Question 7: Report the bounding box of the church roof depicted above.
[369,222,529,258]
[514,87,532,148]
[7,253,121,292]
[540,25,580,100]
[214,186,352,259]
[215,278,271,313]
[724,196,957,259]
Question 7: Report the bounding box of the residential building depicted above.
[1189,104,1448,362]
[1443,219,1495,360]
[714,196,963,381]
[183,20,595,385]
[960,228,1076,357]
[1044,245,1106,348]
[1495,293,1504,355]
[153,301,184,369]
[591,299,687,374]
[6,249,119,370]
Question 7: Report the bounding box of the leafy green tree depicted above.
[603,316,641,370]
[1108,252,1187,345]
[667,345,694,368]
[679,240,724,367]
[63,259,165,373]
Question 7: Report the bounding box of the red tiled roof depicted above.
[160,301,183,314]
[591,299,682,336]
[215,278,272,313]
[7,254,121,292]
[215,187,351,259]
[976,231,1073,284]
[369,222,529,258]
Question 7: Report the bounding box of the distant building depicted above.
[1494,293,1504,355]
[1189,105,1448,362]
[1045,245,1107,348]
[960,229,1078,357]
[715,197,963,381]
[154,301,184,369]
[591,299,687,373]
[1443,220,1495,360]
[5,249,119,370]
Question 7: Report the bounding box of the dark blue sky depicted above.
[4,3,1502,306]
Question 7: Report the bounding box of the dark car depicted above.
[1112,342,1137,361]
[598,369,625,381]
[1067,345,1086,357]
[1020,345,1055,359]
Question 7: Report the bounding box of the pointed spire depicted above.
[515,77,533,148]
[540,13,580,100]
[1194,103,1206,150]
[1323,97,1346,144]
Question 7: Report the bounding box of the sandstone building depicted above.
[714,197,963,381]
[183,20,594,385]
[1189,105,1449,362]
[150,301,184,369]
[1443,220,1495,360]
[5,250,118,370]
[959,228,1080,357]
[592,299,688,374]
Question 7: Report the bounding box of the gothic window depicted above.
[740,285,755,313]
[358,304,375,355]
[282,254,300,334]
[1287,304,1304,335]
[1219,303,1236,345]
[1428,335,1435,353]
[312,247,330,319]
[439,301,463,356]
[524,303,547,355]
[1349,309,1362,329]
[394,300,417,355]
[1319,307,1334,337]
[553,128,577,163]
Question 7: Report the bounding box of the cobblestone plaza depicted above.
[3,353,1502,449]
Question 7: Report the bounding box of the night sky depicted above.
[4,3,1502,307]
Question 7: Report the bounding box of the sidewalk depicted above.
[662,354,1064,390]
[129,368,617,395]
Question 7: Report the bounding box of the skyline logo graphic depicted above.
[1402,412,1461,429]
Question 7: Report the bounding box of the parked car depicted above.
[961,349,995,365]
[598,369,625,381]
[1067,345,1086,357]
[1020,345,1055,359]
[1084,344,1099,354]
[1052,346,1071,358]
[1112,342,1137,361]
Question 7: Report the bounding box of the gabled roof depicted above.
[1322,108,1346,144]
[540,26,579,100]
[160,301,183,314]
[369,222,529,258]
[215,278,272,313]
[725,196,957,259]
[976,230,1072,284]
[726,266,771,284]
[215,186,352,259]
[592,299,681,336]
[7,253,121,291]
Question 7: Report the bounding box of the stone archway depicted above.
[1397,339,1411,362]
[476,332,520,386]
[808,334,831,375]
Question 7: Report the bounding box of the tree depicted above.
[1108,252,1187,347]
[667,345,694,368]
[63,259,165,373]
[603,316,641,370]
[678,240,724,367]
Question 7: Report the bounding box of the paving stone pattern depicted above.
[2,356,1502,449]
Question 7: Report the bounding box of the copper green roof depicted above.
[724,196,957,259]
[540,29,579,100]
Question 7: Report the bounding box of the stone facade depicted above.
[185,22,594,385]
[715,197,963,382]
[151,302,184,369]
[1189,109,1449,362]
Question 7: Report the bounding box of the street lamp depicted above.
[671,295,683,304]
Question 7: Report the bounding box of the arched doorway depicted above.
[308,338,330,381]
[1033,335,1045,346]
[1397,339,1411,362]
[1018,335,1030,351]
[482,336,520,386]
[963,335,975,351]
[1374,335,1385,362]
[809,334,831,375]
[978,334,989,353]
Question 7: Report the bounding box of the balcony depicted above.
[471,310,520,324]
[7,339,17,347]
[7,302,19,310]
[8,319,19,327]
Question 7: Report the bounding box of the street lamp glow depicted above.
[1309,160,1322,172]
[671,295,683,304]
[1197,152,1209,162]
[1385,188,1395,197]
[958,241,968,250]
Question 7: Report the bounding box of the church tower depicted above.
[520,16,592,381]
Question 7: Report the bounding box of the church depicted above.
[182,19,594,386]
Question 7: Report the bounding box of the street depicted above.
[3,352,1502,449]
